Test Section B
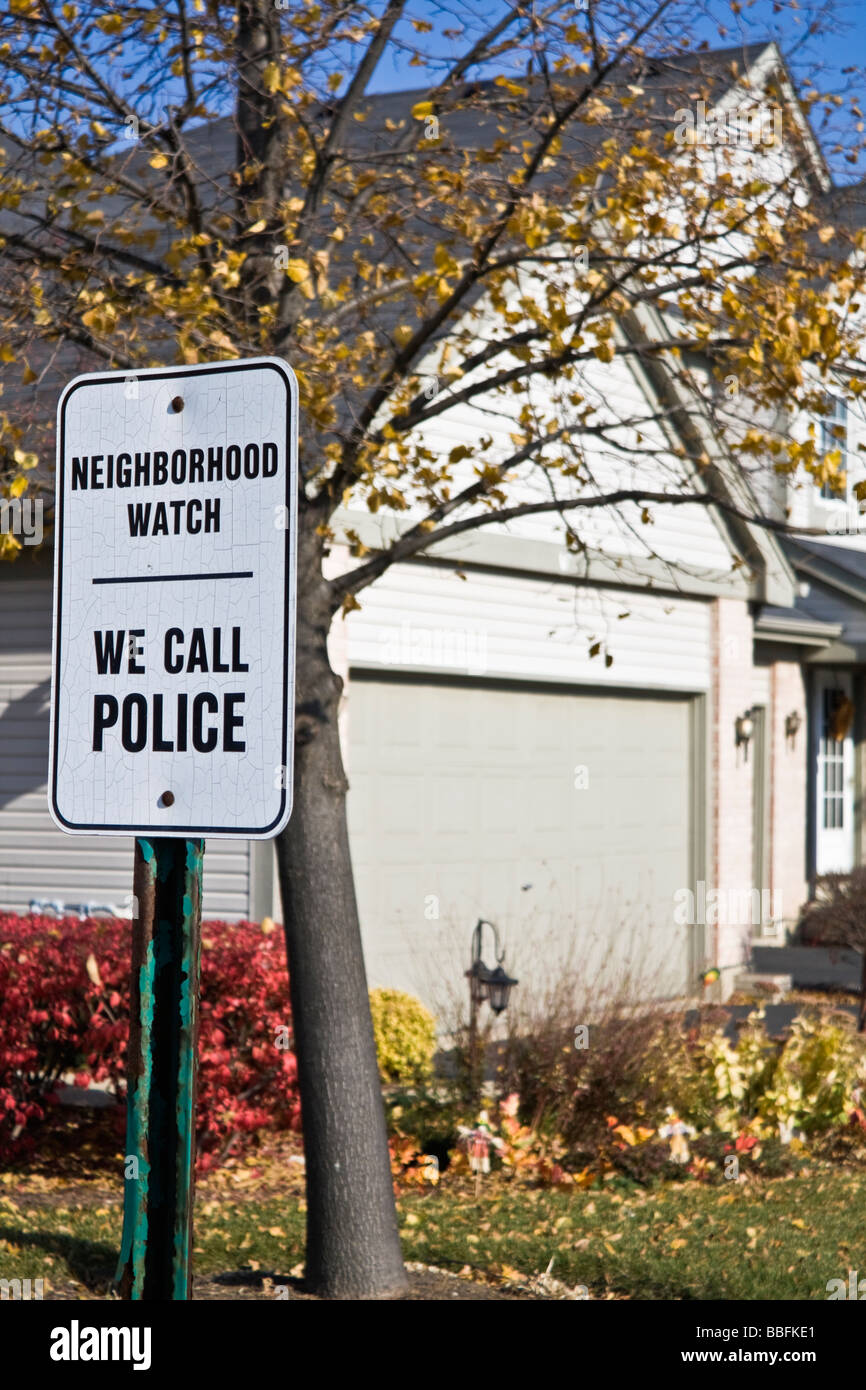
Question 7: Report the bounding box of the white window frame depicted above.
[817,395,849,506]
[813,671,855,876]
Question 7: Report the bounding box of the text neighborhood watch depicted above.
[71,440,279,536]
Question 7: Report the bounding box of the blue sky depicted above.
[4,3,862,182]
[366,0,865,183]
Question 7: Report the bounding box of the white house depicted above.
[0,42,863,1010]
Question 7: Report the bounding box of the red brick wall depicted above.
[712,598,756,989]
[769,660,809,929]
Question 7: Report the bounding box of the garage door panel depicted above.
[430,866,480,922]
[478,774,524,834]
[348,678,693,1001]
[378,774,426,838]
[530,775,572,835]
[433,776,476,834]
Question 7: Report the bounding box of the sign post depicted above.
[118,837,203,1300]
[49,357,297,1299]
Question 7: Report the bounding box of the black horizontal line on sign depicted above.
[92,571,254,585]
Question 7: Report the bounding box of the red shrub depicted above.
[0,913,300,1168]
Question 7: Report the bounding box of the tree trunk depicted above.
[274,524,407,1299]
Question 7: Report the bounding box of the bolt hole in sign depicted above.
[49,358,297,837]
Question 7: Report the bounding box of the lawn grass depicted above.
[394,1171,865,1299]
[0,1167,862,1299]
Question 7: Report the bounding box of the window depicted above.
[819,396,848,501]
[820,688,846,830]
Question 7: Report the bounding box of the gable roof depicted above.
[788,536,866,597]
[780,538,866,661]
[612,297,799,605]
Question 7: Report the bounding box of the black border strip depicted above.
[93,571,254,585]
[50,359,295,837]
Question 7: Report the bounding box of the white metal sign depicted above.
[49,357,297,838]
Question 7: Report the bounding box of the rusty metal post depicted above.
[116,837,204,1300]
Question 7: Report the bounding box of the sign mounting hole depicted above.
[159,791,175,808]
[169,396,184,413]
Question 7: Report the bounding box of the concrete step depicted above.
[752,945,862,991]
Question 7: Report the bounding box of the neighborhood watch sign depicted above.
[49,358,298,838]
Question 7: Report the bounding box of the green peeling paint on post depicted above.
[116,837,204,1301]
[172,838,202,1300]
[117,940,156,1299]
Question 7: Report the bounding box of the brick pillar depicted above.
[769,661,808,935]
[712,598,755,997]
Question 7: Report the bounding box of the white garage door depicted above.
[347,674,696,1008]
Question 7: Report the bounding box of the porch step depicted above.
[733,972,793,999]
[752,945,861,991]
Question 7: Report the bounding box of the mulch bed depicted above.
[39,1268,543,1301]
[195,1270,542,1300]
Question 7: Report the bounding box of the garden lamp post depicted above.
[465,918,518,1101]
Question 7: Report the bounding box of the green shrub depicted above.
[759,1013,863,1134]
[370,988,436,1084]
[667,1009,866,1137]
[670,1013,780,1132]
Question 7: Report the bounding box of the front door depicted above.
[814,672,855,876]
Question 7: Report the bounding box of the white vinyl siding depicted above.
[354,345,740,585]
[427,354,737,575]
[346,560,711,692]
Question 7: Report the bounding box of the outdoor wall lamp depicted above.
[735,709,755,758]
[785,710,802,746]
